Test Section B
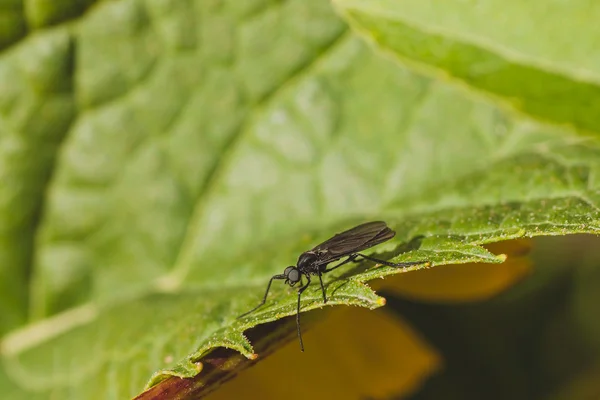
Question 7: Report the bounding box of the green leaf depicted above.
[0,27,75,334]
[0,1,26,50]
[335,0,600,137]
[1,1,600,399]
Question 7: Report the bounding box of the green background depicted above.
[2,0,600,398]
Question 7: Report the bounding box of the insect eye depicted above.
[284,266,295,276]
[287,268,300,283]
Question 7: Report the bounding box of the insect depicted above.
[238,221,430,351]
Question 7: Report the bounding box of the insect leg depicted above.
[323,254,359,273]
[357,253,429,268]
[238,274,286,319]
[318,272,327,304]
[296,275,311,352]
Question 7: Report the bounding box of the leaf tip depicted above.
[194,362,203,373]
[248,353,259,360]
[496,253,508,262]
[377,297,387,306]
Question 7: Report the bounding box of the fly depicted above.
[238,221,430,351]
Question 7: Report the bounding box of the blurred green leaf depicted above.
[1,1,600,399]
[335,0,600,136]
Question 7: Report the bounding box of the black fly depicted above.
[238,221,430,351]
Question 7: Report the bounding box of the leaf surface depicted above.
[1,1,600,399]
[335,0,600,136]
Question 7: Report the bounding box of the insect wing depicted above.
[311,221,395,262]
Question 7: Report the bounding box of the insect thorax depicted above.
[297,251,319,271]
